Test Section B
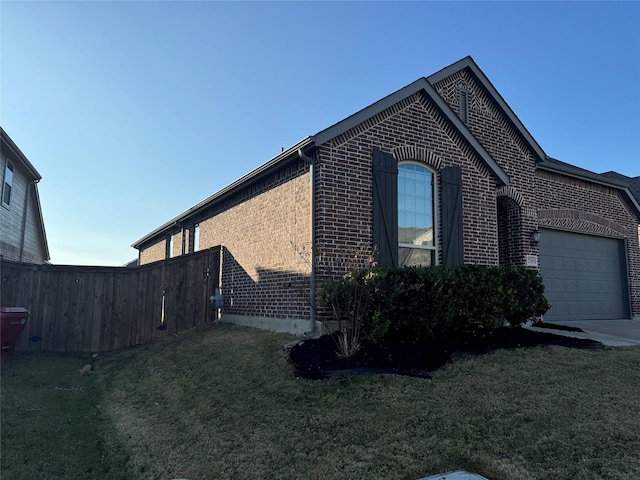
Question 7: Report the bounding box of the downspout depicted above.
[19,179,37,262]
[298,148,316,336]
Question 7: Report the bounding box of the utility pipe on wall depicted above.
[298,148,316,336]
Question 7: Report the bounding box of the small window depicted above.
[169,235,175,258]
[194,224,200,252]
[3,162,14,206]
[459,85,469,125]
[398,162,436,267]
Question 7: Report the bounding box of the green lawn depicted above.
[2,323,640,480]
[0,351,130,479]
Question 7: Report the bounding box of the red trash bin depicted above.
[1,307,30,368]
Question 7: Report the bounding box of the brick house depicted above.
[1,127,49,264]
[133,56,640,333]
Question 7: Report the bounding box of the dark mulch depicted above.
[288,327,604,380]
[533,321,584,332]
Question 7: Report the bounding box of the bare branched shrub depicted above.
[315,243,377,358]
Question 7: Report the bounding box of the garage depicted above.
[539,229,629,322]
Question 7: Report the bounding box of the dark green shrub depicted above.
[352,265,550,341]
[499,266,551,325]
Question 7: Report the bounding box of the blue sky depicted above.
[2,1,639,266]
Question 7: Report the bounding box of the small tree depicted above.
[316,244,378,357]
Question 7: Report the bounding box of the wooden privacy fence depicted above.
[0,247,221,352]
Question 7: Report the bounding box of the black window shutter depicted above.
[372,148,398,268]
[441,166,464,266]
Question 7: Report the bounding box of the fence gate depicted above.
[0,246,221,352]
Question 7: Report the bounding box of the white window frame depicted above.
[398,161,438,267]
[194,224,200,252]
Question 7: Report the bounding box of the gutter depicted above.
[537,158,630,188]
[0,128,42,180]
[298,148,316,336]
[538,158,640,217]
[132,136,315,249]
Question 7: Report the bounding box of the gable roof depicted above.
[133,60,517,249]
[1,127,50,261]
[133,56,636,250]
[428,56,548,163]
[312,76,510,185]
[1,127,42,181]
[428,57,640,218]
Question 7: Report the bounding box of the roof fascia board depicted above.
[136,57,532,249]
[537,160,640,217]
[132,136,314,248]
[0,128,42,180]
[31,185,50,261]
[537,159,629,188]
[623,188,640,218]
[428,56,547,163]
[427,55,475,84]
[313,77,510,185]
[428,81,510,186]
[313,79,427,146]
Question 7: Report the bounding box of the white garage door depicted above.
[539,229,629,321]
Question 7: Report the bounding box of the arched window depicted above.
[398,162,436,266]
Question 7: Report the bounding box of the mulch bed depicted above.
[288,327,604,380]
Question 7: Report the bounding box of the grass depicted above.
[2,323,640,480]
[0,352,131,479]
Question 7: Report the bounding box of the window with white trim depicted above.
[398,162,436,266]
[2,161,14,207]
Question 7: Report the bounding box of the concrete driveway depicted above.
[527,319,640,347]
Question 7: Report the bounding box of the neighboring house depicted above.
[133,56,640,331]
[0,128,49,264]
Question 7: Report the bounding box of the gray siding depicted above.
[0,152,46,263]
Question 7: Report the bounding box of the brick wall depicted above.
[197,162,312,321]
[139,239,166,265]
[535,169,640,316]
[313,91,500,285]
[171,231,182,258]
[433,66,639,317]
[433,69,540,264]
[497,196,522,266]
[139,162,312,322]
[137,64,639,324]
